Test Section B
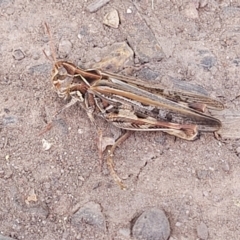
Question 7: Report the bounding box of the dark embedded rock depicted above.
[120,7,165,63]
[136,68,159,81]
[200,56,216,70]
[2,116,18,126]
[233,58,240,67]
[71,201,106,232]
[0,234,16,240]
[132,208,170,240]
[86,0,110,13]
[28,64,51,75]
[93,42,134,72]
[12,49,25,60]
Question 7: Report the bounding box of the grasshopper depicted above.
[44,24,224,188]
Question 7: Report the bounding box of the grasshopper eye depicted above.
[58,66,68,75]
[56,74,67,80]
[56,66,68,80]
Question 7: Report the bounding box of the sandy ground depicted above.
[1,0,240,239]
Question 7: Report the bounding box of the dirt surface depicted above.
[1,0,240,239]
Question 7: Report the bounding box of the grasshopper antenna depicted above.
[38,23,58,136]
[43,22,57,63]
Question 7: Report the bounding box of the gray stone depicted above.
[28,64,51,75]
[0,234,16,240]
[132,208,170,240]
[233,58,240,67]
[86,0,110,13]
[136,68,159,81]
[71,201,106,232]
[200,56,216,70]
[2,116,18,125]
[26,203,49,220]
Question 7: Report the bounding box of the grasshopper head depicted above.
[50,61,71,100]
[51,61,87,103]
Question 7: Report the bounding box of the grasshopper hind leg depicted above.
[161,127,199,141]
[106,131,132,189]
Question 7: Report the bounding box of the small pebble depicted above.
[25,189,37,204]
[203,191,209,197]
[175,221,182,227]
[118,227,131,238]
[32,52,40,60]
[197,222,208,240]
[236,146,240,154]
[221,161,230,172]
[127,8,132,13]
[78,26,88,39]
[103,9,119,29]
[13,49,25,60]
[184,3,199,19]
[42,139,52,151]
[196,170,208,180]
[78,176,85,181]
[78,129,83,134]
